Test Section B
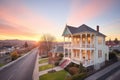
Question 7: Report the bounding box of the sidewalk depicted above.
[85,61,120,80]
[33,49,39,80]
[106,69,120,80]
[39,66,63,76]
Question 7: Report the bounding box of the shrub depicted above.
[109,52,118,62]
[79,63,87,73]
[54,61,60,66]
[11,51,19,60]
[59,53,64,60]
[59,53,64,57]
[71,73,87,80]
[65,73,87,80]
[68,67,79,75]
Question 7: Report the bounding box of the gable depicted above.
[62,27,71,36]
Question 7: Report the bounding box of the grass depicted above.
[39,58,48,64]
[0,63,4,67]
[39,64,54,71]
[39,70,68,80]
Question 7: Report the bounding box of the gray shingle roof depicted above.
[63,24,106,37]
[50,46,63,53]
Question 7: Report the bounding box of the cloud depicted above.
[67,0,114,26]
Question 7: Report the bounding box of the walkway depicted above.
[38,57,63,76]
[39,62,48,66]
[85,61,120,80]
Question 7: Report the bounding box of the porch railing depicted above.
[71,59,94,67]
[64,43,94,48]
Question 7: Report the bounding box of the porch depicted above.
[64,49,94,67]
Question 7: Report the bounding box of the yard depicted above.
[39,64,54,71]
[0,63,4,67]
[39,70,68,80]
[39,58,48,64]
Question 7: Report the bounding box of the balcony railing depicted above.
[82,59,94,67]
[64,43,94,48]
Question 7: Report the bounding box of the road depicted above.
[0,48,38,80]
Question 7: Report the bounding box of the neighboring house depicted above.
[48,45,64,64]
[0,46,14,57]
[106,41,116,47]
[61,24,109,70]
[106,41,120,47]
[106,40,120,52]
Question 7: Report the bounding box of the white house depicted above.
[61,24,109,70]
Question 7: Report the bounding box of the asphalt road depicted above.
[0,48,37,80]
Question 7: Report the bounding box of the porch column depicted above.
[93,34,95,47]
[80,34,82,47]
[68,37,70,47]
[85,33,88,48]
[64,37,65,58]
[64,36,65,43]
[89,50,91,64]
[90,34,92,47]
[85,50,87,65]
[71,35,73,45]
[81,34,83,47]
[80,50,82,62]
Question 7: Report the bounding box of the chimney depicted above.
[97,25,99,32]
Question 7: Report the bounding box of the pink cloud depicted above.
[67,0,114,26]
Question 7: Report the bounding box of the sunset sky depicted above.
[0,0,120,41]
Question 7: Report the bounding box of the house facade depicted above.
[62,24,109,70]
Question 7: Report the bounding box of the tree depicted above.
[114,38,119,45]
[39,34,55,56]
[24,41,28,48]
[109,39,112,43]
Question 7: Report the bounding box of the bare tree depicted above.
[24,41,28,48]
[39,34,55,56]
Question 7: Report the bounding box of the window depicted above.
[98,37,102,44]
[98,50,102,58]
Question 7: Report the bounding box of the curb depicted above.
[0,48,35,71]
[33,50,39,80]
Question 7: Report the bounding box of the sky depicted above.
[0,0,120,41]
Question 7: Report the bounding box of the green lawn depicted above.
[0,63,4,67]
[39,64,54,71]
[39,70,67,80]
[39,58,48,64]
